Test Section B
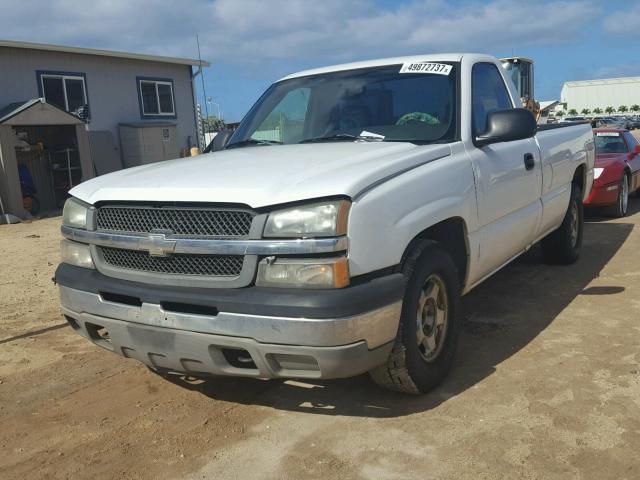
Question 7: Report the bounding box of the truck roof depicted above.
[279,53,498,81]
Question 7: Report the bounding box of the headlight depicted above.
[256,257,349,288]
[263,200,350,238]
[62,198,89,229]
[593,167,604,179]
[61,240,94,269]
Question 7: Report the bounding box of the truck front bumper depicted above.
[56,265,404,379]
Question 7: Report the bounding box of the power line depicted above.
[196,34,209,120]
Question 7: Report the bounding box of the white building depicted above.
[561,77,640,113]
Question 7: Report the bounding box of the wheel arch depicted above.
[399,217,470,288]
[573,163,586,193]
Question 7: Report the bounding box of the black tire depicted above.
[609,172,629,218]
[369,240,460,394]
[541,182,583,265]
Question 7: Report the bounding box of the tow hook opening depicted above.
[85,322,114,351]
[222,348,257,369]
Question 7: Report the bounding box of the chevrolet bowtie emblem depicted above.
[140,233,177,257]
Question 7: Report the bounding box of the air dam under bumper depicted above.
[57,268,404,380]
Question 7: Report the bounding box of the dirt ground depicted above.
[1,200,640,480]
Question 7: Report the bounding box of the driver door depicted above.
[466,63,542,279]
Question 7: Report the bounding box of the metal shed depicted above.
[0,98,93,219]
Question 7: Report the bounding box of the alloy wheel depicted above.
[415,274,449,362]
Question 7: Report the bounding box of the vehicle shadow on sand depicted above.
[164,201,638,418]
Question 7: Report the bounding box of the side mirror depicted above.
[204,129,233,153]
[475,108,537,148]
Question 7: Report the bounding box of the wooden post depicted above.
[0,125,27,217]
[75,124,95,182]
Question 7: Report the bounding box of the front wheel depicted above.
[610,173,629,218]
[369,241,460,394]
[541,183,583,265]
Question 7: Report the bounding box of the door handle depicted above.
[524,153,535,171]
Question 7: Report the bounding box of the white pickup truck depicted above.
[56,54,594,394]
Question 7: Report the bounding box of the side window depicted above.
[38,71,88,115]
[137,78,176,118]
[472,63,513,135]
[252,88,310,143]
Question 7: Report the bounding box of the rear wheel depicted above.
[610,172,629,218]
[541,182,583,265]
[369,241,460,394]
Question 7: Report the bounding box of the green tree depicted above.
[580,108,591,115]
[619,105,628,113]
[631,104,640,113]
[568,108,578,115]
[202,116,227,132]
[605,106,615,114]
[555,110,565,117]
[593,107,602,114]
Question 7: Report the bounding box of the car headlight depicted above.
[594,167,604,180]
[256,257,349,289]
[62,198,89,229]
[61,240,94,269]
[263,200,350,238]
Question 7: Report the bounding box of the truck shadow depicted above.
[164,206,637,418]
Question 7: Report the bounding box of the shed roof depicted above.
[0,98,85,125]
[0,99,42,123]
[0,39,210,67]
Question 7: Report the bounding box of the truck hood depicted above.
[71,142,451,208]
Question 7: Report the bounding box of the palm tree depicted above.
[619,105,629,114]
[593,107,603,114]
[568,108,578,116]
[631,104,640,113]
[605,106,615,114]
[555,110,565,117]
[580,108,591,115]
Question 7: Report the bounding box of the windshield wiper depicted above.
[299,133,384,143]
[225,139,282,149]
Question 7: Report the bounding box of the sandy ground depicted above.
[1,200,640,480]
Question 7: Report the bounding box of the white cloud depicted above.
[0,0,600,66]
[603,4,640,36]
[593,64,640,79]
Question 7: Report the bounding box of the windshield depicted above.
[595,134,627,154]
[228,64,458,148]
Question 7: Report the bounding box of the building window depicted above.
[137,77,176,118]
[37,71,88,114]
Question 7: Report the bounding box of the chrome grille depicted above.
[96,206,254,237]
[99,247,243,277]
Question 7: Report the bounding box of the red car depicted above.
[584,129,640,216]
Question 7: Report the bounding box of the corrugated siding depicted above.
[561,79,640,112]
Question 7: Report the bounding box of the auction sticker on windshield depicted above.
[399,62,452,75]
[596,132,620,137]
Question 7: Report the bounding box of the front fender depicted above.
[347,150,477,276]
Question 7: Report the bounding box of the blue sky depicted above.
[1,0,638,121]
